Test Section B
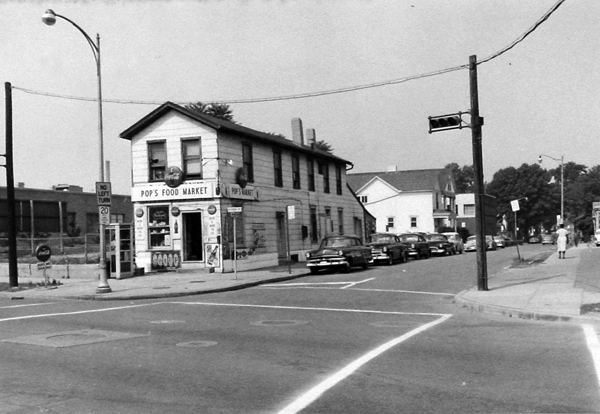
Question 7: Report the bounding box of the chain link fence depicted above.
[0,234,102,264]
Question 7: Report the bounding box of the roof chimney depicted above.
[387,165,398,172]
[291,118,304,146]
[306,128,316,148]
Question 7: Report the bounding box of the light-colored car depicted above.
[595,229,600,246]
[493,235,506,248]
[465,235,497,252]
[541,233,555,245]
[442,232,464,254]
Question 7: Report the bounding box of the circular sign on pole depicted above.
[35,244,52,262]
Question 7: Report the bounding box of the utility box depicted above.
[108,223,133,279]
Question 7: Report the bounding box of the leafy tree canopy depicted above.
[185,101,236,123]
[445,163,475,193]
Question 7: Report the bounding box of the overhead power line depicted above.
[12,0,566,106]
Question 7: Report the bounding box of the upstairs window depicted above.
[182,138,202,178]
[335,165,343,195]
[148,141,166,181]
[273,149,283,187]
[307,158,315,191]
[292,155,301,189]
[242,143,254,182]
[319,162,330,193]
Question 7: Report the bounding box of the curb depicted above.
[51,272,312,301]
[453,289,596,323]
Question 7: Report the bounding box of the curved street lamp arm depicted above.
[47,12,100,66]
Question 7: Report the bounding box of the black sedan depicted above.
[367,233,408,265]
[306,235,373,274]
[424,233,456,256]
[397,233,430,259]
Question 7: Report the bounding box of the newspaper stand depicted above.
[108,223,133,279]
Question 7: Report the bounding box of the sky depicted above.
[0,0,597,196]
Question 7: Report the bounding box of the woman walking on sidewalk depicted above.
[556,224,569,259]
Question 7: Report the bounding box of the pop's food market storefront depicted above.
[132,176,224,273]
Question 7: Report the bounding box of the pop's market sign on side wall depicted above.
[132,182,215,202]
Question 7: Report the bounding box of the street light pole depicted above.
[538,154,564,225]
[42,9,111,293]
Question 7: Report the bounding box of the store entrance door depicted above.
[183,212,203,261]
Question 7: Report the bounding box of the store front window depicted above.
[148,206,171,248]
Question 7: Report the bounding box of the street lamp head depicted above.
[42,9,57,26]
[538,155,543,164]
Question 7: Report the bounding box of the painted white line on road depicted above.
[340,278,375,289]
[276,314,452,414]
[350,287,455,296]
[582,324,600,393]
[0,303,159,323]
[0,303,56,309]
[174,301,450,317]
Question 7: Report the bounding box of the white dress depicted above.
[556,228,568,252]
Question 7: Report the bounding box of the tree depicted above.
[445,163,475,193]
[315,140,333,153]
[486,163,555,235]
[185,101,236,123]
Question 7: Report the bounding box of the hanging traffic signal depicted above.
[428,113,464,133]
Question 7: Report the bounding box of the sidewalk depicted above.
[456,243,600,322]
[1,262,311,301]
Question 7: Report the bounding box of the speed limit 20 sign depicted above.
[99,206,111,225]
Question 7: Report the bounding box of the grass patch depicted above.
[0,279,62,292]
[510,249,555,268]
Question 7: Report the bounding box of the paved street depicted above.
[0,245,599,413]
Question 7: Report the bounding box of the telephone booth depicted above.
[108,223,134,279]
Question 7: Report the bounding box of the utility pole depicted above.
[4,82,18,287]
[469,55,488,291]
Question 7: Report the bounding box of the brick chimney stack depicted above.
[306,128,316,148]
[291,118,304,146]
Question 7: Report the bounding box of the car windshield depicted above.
[399,235,419,242]
[426,234,446,241]
[323,238,353,248]
[369,235,395,243]
[467,236,476,242]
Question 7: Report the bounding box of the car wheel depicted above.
[309,267,319,275]
[342,263,351,273]
[387,255,394,266]
[361,259,369,270]
[402,251,408,262]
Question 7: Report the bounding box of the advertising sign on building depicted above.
[132,182,214,202]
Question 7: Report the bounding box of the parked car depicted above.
[442,232,464,254]
[541,233,555,245]
[464,235,497,252]
[305,235,372,274]
[397,233,430,259]
[424,233,455,256]
[528,235,541,244]
[493,235,506,248]
[595,229,600,246]
[367,233,408,265]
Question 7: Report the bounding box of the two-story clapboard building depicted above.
[119,102,373,273]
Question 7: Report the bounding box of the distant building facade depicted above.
[347,168,457,234]
[455,193,498,236]
[0,183,132,237]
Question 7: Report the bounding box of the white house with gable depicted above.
[347,167,457,234]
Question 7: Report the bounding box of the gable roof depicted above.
[119,101,351,165]
[347,169,454,194]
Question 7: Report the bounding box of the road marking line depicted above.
[276,314,452,414]
[340,278,375,289]
[582,324,600,392]
[0,303,159,323]
[349,287,455,296]
[173,301,450,317]
[0,303,56,309]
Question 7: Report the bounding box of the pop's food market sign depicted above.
[132,181,215,202]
